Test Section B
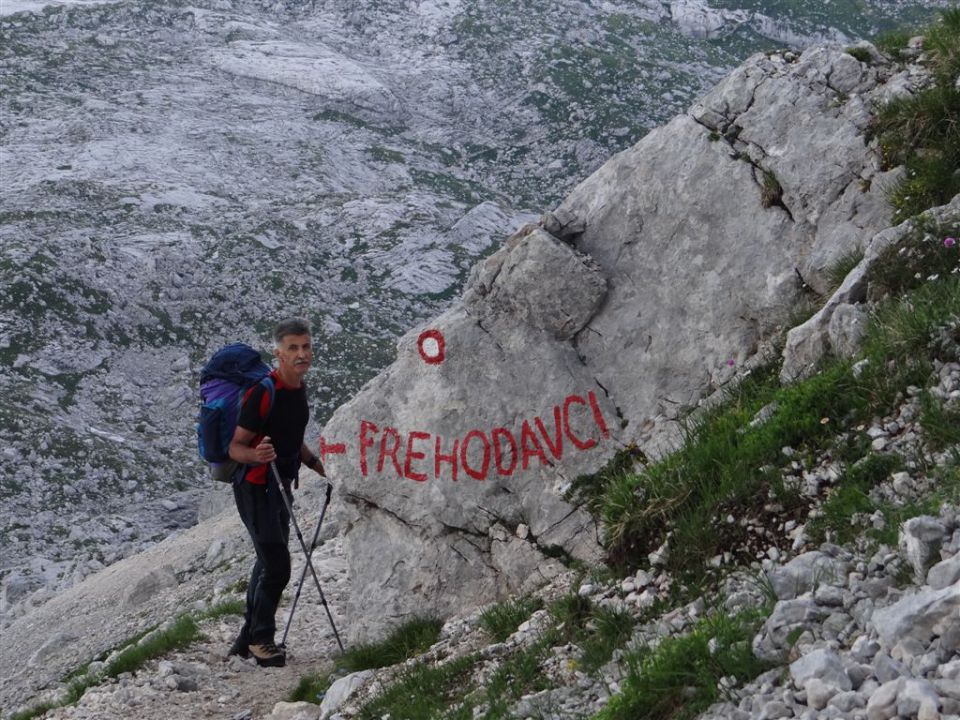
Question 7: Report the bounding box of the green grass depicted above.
[550,591,594,632]
[760,169,784,209]
[289,672,333,704]
[479,640,554,718]
[919,392,960,451]
[578,605,636,674]
[823,247,865,296]
[596,609,772,720]
[873,29,912,58]
[8,701,61,720]
[480,596,544,642]
[196,598,246,620]
[351,589,637,720]
[574,360,845,571]
[339,617,444,672]
[548,592,636,675]
[872,9,960,222]
[356,654,478,720]
[867,212,960,299]
[289,617,445,707]
[807,453,903,545]
[570,273,960,580]
[100,615,200,677]
[845,46,873,63]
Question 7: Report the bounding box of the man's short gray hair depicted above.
[273,317,311,345]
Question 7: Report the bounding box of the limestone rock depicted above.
[323,227,617,641]
[320,671,375,719]
[560,44,913,454]
[466,227,607,340]
[123,565,179,608]
[266,701,321,720]
[782,195,960,380]
[321,41,944,641]
[927,555,960,590]
[827,303,869,359]
[669,0,747,40]
[753,599,829,663]
[867,678,905,720]
[872,580,960,648]
[790,647,852,692]
[900,516,947,583]
[765,551,850,600]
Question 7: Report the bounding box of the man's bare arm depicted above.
[229,427,277,465]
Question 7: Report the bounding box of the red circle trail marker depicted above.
[417,329,446,365]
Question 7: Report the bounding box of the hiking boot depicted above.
[228,635,250,659]
[248,640,286,668]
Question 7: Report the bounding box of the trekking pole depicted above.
[280,481,333,649]
[269,461,345,653]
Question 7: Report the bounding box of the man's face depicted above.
[274,333,313,380]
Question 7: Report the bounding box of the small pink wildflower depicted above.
[726,359,735,367]
[945,236,957,248]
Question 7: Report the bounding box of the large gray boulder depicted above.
[323,44,927,641]
[324,228,618,641]
[872,579,960,649]
[557,43,909,454]
[766,551,851,601]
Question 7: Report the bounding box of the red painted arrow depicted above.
[319,436,347,462]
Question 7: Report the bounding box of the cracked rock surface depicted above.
[322,41,939,641]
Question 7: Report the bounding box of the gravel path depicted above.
[0,482,350,720]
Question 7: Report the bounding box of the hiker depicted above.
[227,317,326,668]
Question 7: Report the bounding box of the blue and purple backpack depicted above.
[197,343,275,482]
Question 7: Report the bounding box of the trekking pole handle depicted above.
[325,482,332,503]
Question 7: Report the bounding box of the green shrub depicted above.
[846,46,873,63]
[873,29,912,58]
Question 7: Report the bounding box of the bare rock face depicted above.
[324,228,617,641]
[324,44,930,640]
[555,44,913,455]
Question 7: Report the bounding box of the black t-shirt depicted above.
[238,371,309,484]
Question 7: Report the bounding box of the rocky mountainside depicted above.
[2,13,958,718]
[1,242,957,718]
[321,34,937,642]
[0,0,949,625]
